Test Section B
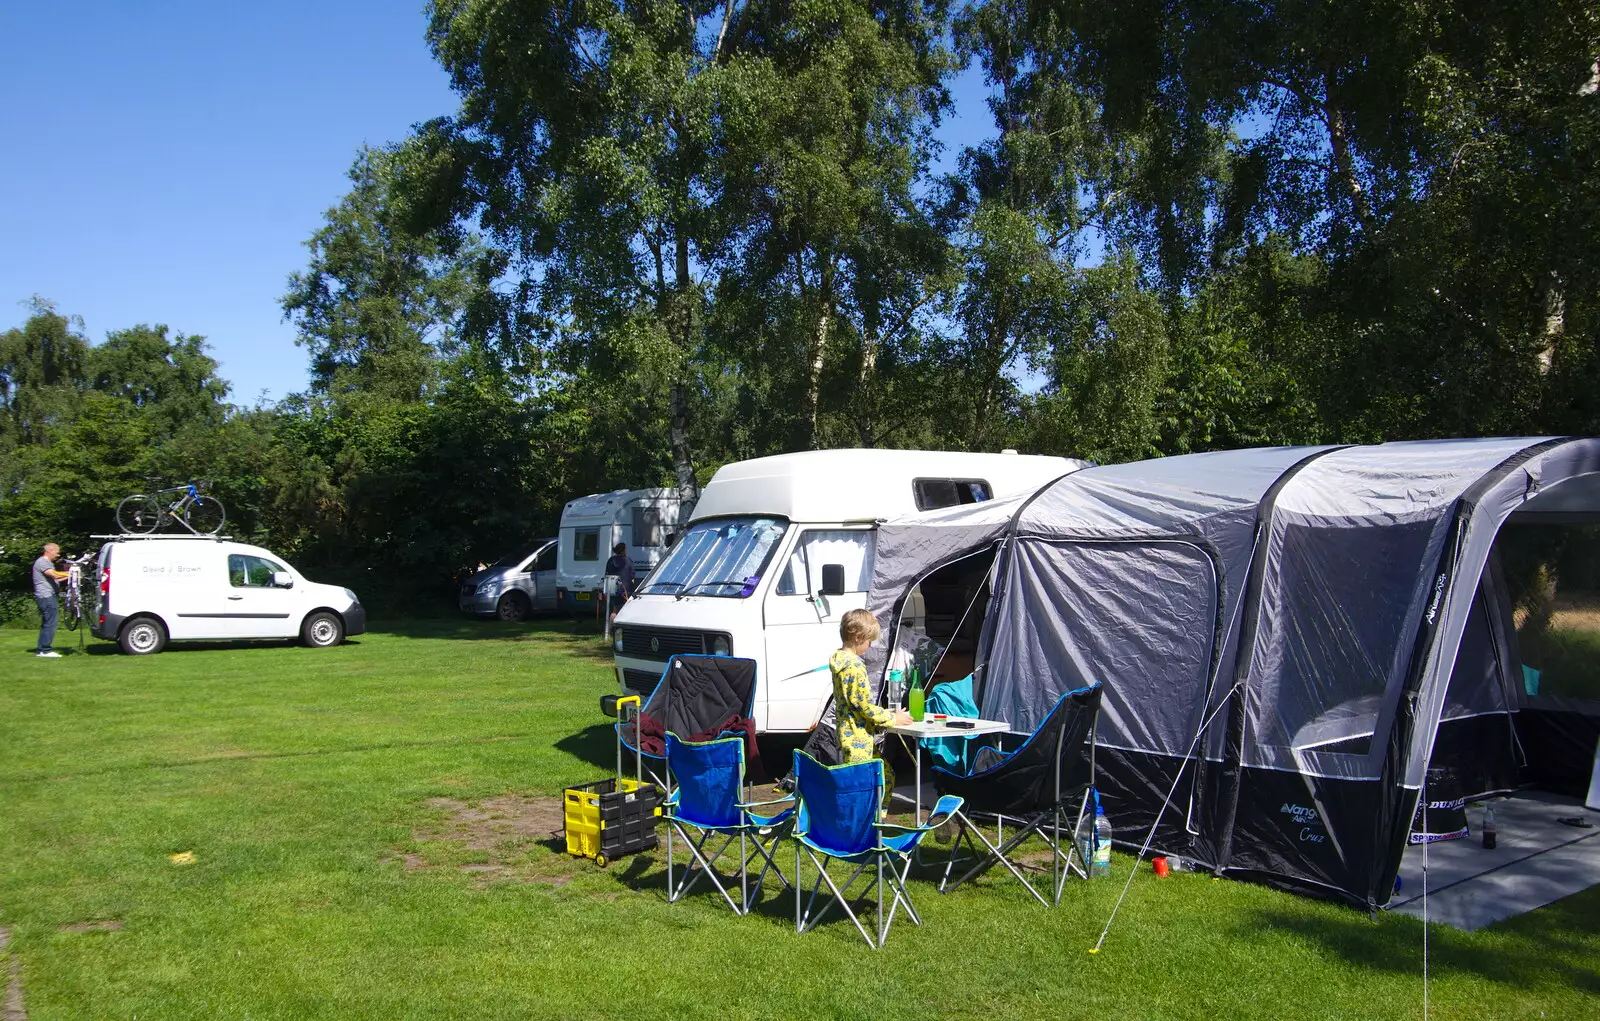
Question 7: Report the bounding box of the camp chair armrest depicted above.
[877,795,963,835]
[925,794,964,827]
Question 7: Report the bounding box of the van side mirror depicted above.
[272,572,295,589]
[820,564,846,597]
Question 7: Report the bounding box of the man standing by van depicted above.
[32,542,70,658]
[604,542,634,625]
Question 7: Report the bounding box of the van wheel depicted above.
[119,616,167,656]
[301,612,344,648]
[496,592,529,622]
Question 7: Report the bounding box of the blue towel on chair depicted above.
[922,675,982,772]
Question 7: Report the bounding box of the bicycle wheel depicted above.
[184,494,226,535]
[64,591,81,631]
[116,494,162,534]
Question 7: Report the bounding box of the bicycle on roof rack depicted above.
[116,480,227,536]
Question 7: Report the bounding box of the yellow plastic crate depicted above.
[563,777,662,867]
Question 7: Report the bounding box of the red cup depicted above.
[1152,856,1170,877]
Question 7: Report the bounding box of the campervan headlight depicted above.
[612,628,624,653]
[710,634,730,656]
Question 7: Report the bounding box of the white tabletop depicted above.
[885,717,1011,738]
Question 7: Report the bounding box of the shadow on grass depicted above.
[1242,890,1600,995]
[555,723,629,776]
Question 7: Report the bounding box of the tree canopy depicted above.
[5,0,1598,611]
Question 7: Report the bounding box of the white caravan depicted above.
[609,450,1084,732]
[556,488,694,613]
[89,535,365,655]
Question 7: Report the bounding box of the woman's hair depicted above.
[613,543,626,555]
[839,608,881,647]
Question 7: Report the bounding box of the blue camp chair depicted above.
[663,733,794,915]
[791,750,963,949]
[932,683,1102,907]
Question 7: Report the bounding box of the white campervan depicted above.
[609,450,1084,732]
[89,535,366,655]
[556,488,693,613]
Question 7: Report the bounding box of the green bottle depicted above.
[908,667,925,722]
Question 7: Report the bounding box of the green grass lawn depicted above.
[2,621,1597,1020]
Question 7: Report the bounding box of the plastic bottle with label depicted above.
[1081,791,1112,877]
[1482,805,1498,850]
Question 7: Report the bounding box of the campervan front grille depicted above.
[619,626,710,659]
[622,668,662,695]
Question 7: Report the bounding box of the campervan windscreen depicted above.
[638,517,787,598]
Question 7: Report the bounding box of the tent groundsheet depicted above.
[1388,793,1600,930]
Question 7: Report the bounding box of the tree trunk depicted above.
[1324,99,1375,234]
[668,380,697,497]
[1536,270,1566,376]
[857,328,877,448]
[970,309,1014,451]
[668,231,698,500]
[801,258,834,450]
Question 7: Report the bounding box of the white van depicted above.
[556,488,694,613]
[609,450,1084,732]
[90,535,366,655]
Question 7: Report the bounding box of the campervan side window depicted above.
[632,507,665,547]
[914,478,993,511]
[777,530,875,595]
[574,529,600,562]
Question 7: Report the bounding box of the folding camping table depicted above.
[886,717,1010,825]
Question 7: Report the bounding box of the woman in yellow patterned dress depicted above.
[830,609,911,809]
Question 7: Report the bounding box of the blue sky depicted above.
[1,3,994,404]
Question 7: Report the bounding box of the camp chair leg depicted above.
[798,848,878,948]
[876,859,884,947]
[668,825,746,914]
[883,855,921,932]
[939,811,990,893]
[942,811,1056,907]
[744,832,792,906]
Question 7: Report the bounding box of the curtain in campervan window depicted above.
[777,530,875,595]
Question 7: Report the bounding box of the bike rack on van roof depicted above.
[91,533,234,541]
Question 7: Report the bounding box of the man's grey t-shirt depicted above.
[32,556,58,599]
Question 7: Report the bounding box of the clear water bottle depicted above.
[1092,805,1113,877]
[1482,805,1497,850]
[886,668,905,709]
[1081,793,1112,877]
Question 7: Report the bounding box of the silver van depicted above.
[458,538,558,621]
